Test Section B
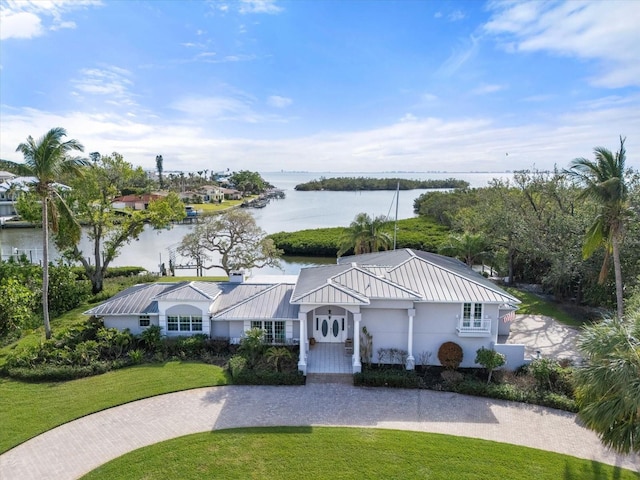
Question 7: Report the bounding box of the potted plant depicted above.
[309,337,316,346]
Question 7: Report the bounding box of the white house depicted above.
[84,249,523,374]
[0,176,71,220]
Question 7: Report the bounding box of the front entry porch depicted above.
[306,343,353,374]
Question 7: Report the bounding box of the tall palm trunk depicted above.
[41,198,51,339]
[612,234,624,318]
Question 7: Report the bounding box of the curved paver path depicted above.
[2,384,638,479]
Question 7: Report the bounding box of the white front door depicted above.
[313,315,346,343]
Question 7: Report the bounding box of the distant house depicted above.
[0,171,16,183]
[220,187,242,200]
[199,185,225,203]
[0,176,70,219]
[85,249,524,374]
[112,193,166,210]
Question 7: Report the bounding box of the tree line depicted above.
[294,176,469,191]
[414,144,639,314]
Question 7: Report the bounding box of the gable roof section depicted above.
[339,249,519,305]
[291,282,370,305]
[291,264,352,301]
[386,255,518,304]
[212,284,299,320]
[84,283,177,316]
[330,267,421,300]
[153,281,222,301]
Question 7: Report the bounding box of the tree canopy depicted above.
[295,177,469,191]
[55,152,185,293]
[177,209,282,276]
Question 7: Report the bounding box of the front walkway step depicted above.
[306,373,353,385]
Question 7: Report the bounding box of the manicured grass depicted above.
[0,362,228,453]
[505,287,584,327]
[190,198,250,214]
[82,427,638,480]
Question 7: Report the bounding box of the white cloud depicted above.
[436,35,479,78]
[238,0,282,15]
[71,66,136,106]
[484,0,640,88]
[449,10,466,21]
[3,95,637,173]
[267,95,292,108]
[0,11,43,39]
[0,0,101,39]
[472,83,507,95]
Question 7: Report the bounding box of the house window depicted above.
[474,304,483,328]
[462,303,483,328]
[139,315,150,327]
[249,320,285,343]
[168,315,202,332]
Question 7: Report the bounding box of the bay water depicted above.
[0,171,507,276]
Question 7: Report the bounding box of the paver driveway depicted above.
[1,384,638,479]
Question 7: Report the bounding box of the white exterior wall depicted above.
[103,315,159,335]
[228,320,245,343]
[360,307,408,363]
[410,303,500,368]
[211,321,229,338]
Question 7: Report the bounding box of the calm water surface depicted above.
[0,172,508,275]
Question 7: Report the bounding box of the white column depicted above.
[406,308,416,370]
[353,313,362,373]
[297,312,307,375]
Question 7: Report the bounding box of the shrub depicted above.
[228,355,248,378]
[139,325,163,353]
[438,341,463,369]
[128,349,144,364]
[527,358,574,396]
[475,347,506,384]
[232,369,305,385]
[265,347,293,372]
[4,361,113,381]
[353,369,422,388]
[238,328,266,367]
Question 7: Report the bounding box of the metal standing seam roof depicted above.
[83,283,177,316]
[328,249,519,305]
[330,267,421,300]
[153,281,222,301]
[210,283,275,313]
[291,263,353,299]
[291,282,370,305]
[212,284,299,320]
[386,256,518,304]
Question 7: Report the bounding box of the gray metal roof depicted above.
[84,283,176,316]
[292,282,370,305]
[305,249,520,305]
[291,264,351,301]
[212,284,299,320]
[153,281,222,301]
[330,267,421,300]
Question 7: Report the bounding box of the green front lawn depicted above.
[0,362,228,453]
[505,287,584,327]
[82,427,637,480]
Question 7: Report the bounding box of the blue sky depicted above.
[1,0,639,173]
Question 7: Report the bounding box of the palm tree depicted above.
[574,310,640,454]
[155,155,164,189]
[337,212,392,257]
[438,232,490,267]
[566,136,630,318]
[12,128,85,339]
